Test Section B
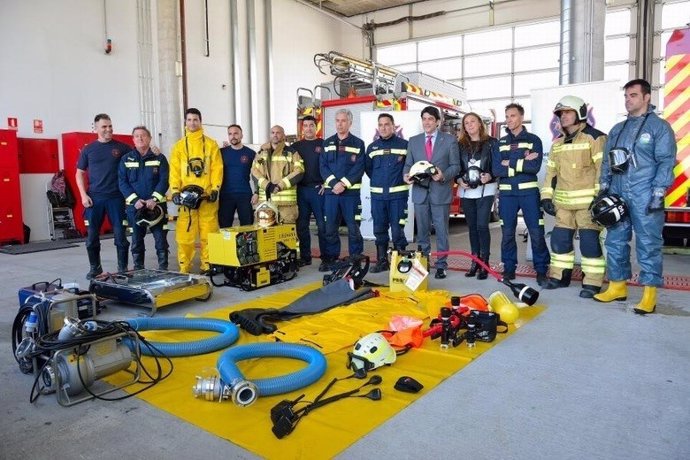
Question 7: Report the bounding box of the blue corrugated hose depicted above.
[125,317,239,357]
[217,342,327,403]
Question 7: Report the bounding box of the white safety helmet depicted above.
[408,160,437,187]
[347,333,397,377]
[553,95,588,122]
[255,201,280,228]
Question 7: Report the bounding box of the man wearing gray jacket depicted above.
[403,106,461,279]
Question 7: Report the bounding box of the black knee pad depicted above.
[550,227,575,254]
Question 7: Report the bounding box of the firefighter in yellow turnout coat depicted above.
[170,108,223,274]
[541,96,607,298]
[252,125,304,223]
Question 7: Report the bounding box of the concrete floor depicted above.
[1,220,689,460]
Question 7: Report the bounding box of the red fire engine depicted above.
[296,51,495,218]
[663,27,690,244]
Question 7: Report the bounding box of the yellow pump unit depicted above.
[208,224,298,291]
[389,249,429,293]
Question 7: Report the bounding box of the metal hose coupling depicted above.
[192,376,258,406]
[192,375,229,402]
[229,378,258,407]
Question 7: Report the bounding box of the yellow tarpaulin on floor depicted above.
[111,282,544,459]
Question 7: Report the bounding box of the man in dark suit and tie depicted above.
[403,106,461,279]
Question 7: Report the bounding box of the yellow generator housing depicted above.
[389,249,429,293]
[207,224,298,290]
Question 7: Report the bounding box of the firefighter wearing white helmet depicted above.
[540,95,607,298]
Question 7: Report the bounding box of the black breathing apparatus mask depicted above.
[464,166,482,188]
[187,157,205,177]
[609,113,649,174]
[185,135,207,177]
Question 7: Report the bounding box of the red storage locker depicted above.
[0,129,25,244]
[61,132,134,236]
[17,138,60,174]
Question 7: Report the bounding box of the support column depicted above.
[156,0,182,155]
[635,0,655,82]
[559,0,606,84]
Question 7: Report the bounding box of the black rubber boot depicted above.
[370,246,390,273]
[477,254,490,280]
[465,253,479,277]
[117,249,129,273]
[133,252,145,270]
[86,248,103,280]
[157,250,169,271]
[543,269,572,289]
[579,284,601,299]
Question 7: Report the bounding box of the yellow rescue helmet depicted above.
[489,291,520,324]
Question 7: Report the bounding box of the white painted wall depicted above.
[271,0,363,134]
[0,0,363,240]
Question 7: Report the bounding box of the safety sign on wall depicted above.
[33,119,43,134]
[7,117,18,130]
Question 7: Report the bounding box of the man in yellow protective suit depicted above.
[170,108,222,274]
[251,125,304,224]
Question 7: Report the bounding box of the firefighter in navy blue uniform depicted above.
[320,109,366,269]
[365,113,409,273]
[293,115,327,270]
[541,96,607,298]
[219,124,257,227]
[492,103,550,285]
[76,113,131,279]
[118,126,170,270]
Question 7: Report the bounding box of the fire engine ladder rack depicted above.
[297,85,332,110]
[313,51,407,97]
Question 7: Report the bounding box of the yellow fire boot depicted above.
[633,286,657,315]
[593,280,627,303]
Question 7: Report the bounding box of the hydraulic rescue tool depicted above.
[88,269,213,316]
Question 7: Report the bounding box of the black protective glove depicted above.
[541,199,556,216]
[265,183,277,196]
[172,193,181,206]
[647,190,665,214]
[208,190,219,203]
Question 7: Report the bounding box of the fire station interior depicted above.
[1,1,689,459]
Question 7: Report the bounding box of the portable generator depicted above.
[207,223,298,290]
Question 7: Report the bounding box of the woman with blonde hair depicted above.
[456,112,498,279]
